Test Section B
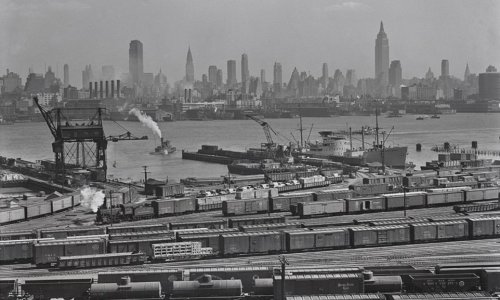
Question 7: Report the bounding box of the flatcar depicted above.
[57,252,147,269]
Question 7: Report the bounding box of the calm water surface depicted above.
[1,113,499,182]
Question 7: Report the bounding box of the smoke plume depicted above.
[129,108,162,138]
[80,186,105,213]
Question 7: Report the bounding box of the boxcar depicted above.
[0,207,26,224]
[466,216,500,238]
[23,279,93,300]
[220,232,282,255]
[410,221,468,243]
[173,197,197,214]
[384,192,426,210]
[151,199,175,216]
[24,201,52,219]
[222,198,269,216]
[107,237,175,257]
[40,227,106,239]
[407,273,481,293]
[313,189,352,201]
[349,225,410,247]
[228,215,286,228]
[131,205,155,220]
[109,230,174,240]
[270,193,314,212]
[286,228,350,252]
[464,187,500,202]
[0,239,36,263]
[426,191,465,206]
[51,195,73,212]
[297,200,346,218]
[239,222,302,232]
[34,239,106,266]
[57,252,147,269]
[0,230,37,240]
[179,234,222,254]
[346,196,386,213]
[350,183,390,196]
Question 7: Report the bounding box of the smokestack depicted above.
[99,81,103,99]
[105,81,109,98]
[111,80,115,98]
[116,80,120,98]
[184,89,187,103]
[89,82,93,98]
[94,82,98,98]
[189,89,192,102]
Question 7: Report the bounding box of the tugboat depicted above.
[153,138,176,155]
[431,114,440,119]
[416,116,425,120]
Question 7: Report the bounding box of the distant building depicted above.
[321,63,328,89]
[404,83,436,100]
[129,40,144,86]
[143,73,154,88]
[388,60,402,98]
[375,21,389,86]
[464,63,471,81]
[425,67,435,80]
[216,69,223,88]
[185,47,194,83]
[102,65,115,81]
[478,67,500,100]
[288,67,300,95]
[25,73,45,93]
[44,66,56,89]
[441,59,449,78]
[241,53,249,92]
[273,62,282,93]
[64,85,78,100]
[260,69,266,83]
[227,60,237,86]
[33,92,61,106]
[345,69,357,87]
[82,65,93,90]
[208,65,217,85]
[63,64,69,88]
[1,70,22,93]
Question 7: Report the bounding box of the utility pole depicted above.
[279,255,289,300]
[142,166,150,194]
[403,186,407,217]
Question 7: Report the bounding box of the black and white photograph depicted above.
[0,0,499,299]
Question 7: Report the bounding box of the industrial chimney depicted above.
[189,89,192,102]
[184,89,187,103]
[89,82,93,99]
[94,82,98,98]
[116,80,120,98]
[105,81,109,98]
[99,81,103,99]
[111,80,115,98]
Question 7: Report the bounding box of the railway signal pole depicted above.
[142,166,150,193]
[279,255,289,300]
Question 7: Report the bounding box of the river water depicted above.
[1,113,499,182]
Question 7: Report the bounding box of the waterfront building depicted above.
[273,62,282,94]
[208,65,217,85]
[63,64,69,88]
[478,66,500,100]
[185,47,194,83]
[375,21,389,86]
[129,40,144,86]
[227,60,237,86]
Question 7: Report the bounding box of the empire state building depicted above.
[375,21,389,86]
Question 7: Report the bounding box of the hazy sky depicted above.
[1,0,499,87]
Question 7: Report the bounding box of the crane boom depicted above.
[245,114,277,146]
[33,97,57,138]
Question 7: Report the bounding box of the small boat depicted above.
[431,114,440,119]
[416,116,425,120]
[387,112,403,118]
[153,138,176,155]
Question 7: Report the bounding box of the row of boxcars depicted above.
[225,186,500,217]
[2,214,500,268]
[1,264,499,299]
[0,191,82,225]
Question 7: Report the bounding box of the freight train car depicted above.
[285,228,350,252]
[270,193,314,212]
[297,200,346,218]
[57,252,147,269]
[222,198,269,216]
[34,238,106,266]
[228,215,286,228]
[219,231,283,255]
[39,227,106,239]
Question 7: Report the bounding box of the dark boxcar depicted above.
[408,273,481,292]
[349,183,389,196]
[170,219,227,230]
[220,233,250,255]
[298,200,346,218]
[286,228,349,252]
[97,270,182,295]
[106,223,169,234]
[410,221,468,243]
[0,280,15,299]
[108,237,175,257]
[132,205,155,220]
[0,230,37,240]
[248,231,283,254]
[426,191,464,206]
[346,196,386,213]
[481,269,500,293]
[467,216,500,238]
[349,225,410,247]
[228,215,286,228]
[384,192,426,210]
[34,239,105,265]
[23,279,92,300]
[0,239,35,263]
[313,189,352,201]
[273,273,364,299]
[187,266,272,293]
[40,227,106,239]
[152,199,175,216]
[173,197,197,214]
[222,198,268,216]
[270,193,314,212]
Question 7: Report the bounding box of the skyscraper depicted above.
[129,40,144,86]
[241,53,249,93]
[464,63,471,81]
[63,64,69,88]
[82,65,93,90]
[375,21,389,85]
[345,69,357,86]
[186,47,194,83]
[260,69,266,83]
[208,65,217,85]
[388,60,402,87]
[321,63,329,88]
[216,69,223,88]
[227,60,237,86]
[273,62,282,93]
[441,59,449,78]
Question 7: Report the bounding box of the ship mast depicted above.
[375,108,380,147]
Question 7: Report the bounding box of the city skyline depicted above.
[1,0,499,87]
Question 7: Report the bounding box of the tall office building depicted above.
[185,47,194,83]
[375,21,389,85]
[216,69,223,88]
[464,63,471,81]
[82,65,93,90]
[441,59,449,78]
[345,69,357,86]
[388,60,402,87]
[273,62,282,93]
[260,69,266,83]
[129,40,144,85]
[321,63,329,88]
[227,60,237,86]
[208,65,218,85]
[241,54,249,93]
[63,64,69,88]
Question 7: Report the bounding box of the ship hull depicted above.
[362,146,407,168]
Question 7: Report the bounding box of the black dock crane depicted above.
[33,97,147,183]
[245,114,278,158]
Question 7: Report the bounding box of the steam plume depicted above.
[80,186,105,213]
[129,108,162,138]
